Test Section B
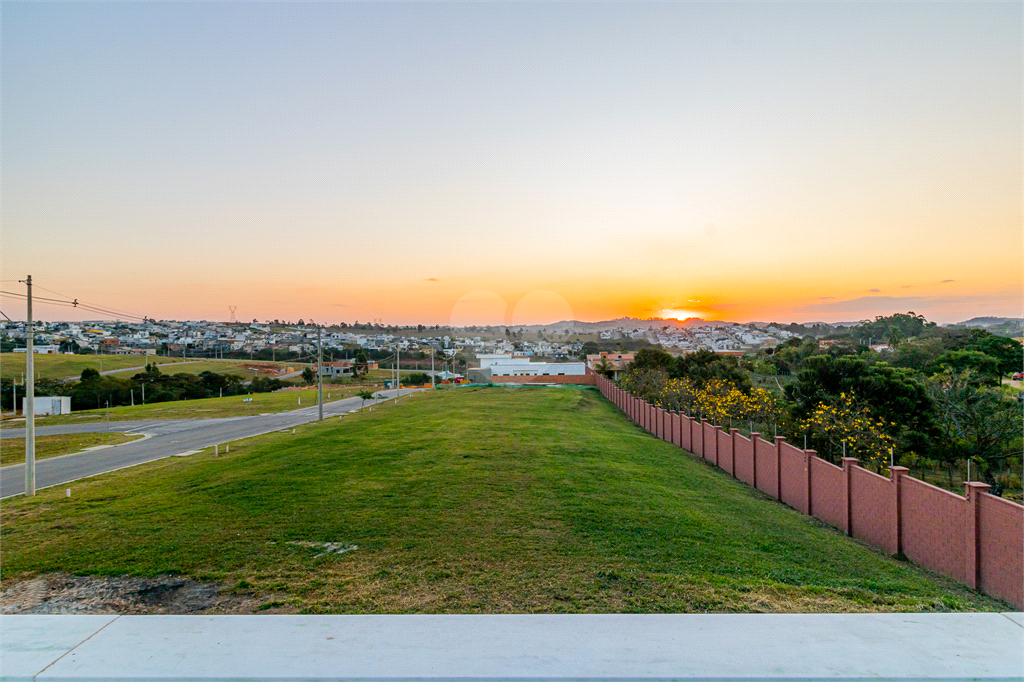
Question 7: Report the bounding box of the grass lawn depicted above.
[1,385,363,427]
[0,353,300,382]
[0,432,143,468]
[0,387,1005,613]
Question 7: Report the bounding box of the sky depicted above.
[2,2,1021,326]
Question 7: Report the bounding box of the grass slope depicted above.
[1,386,361,427]
[0,353,304,382]
[0,432,143,467]
[0,387,1004,613]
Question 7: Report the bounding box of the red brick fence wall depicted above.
[595,376,1024,609]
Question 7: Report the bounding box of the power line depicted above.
[0,289,147,322]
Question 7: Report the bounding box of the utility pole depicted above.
[317,325,323,421]
[23,275,35,496]
[431,345,435,388]
[396,346,400,404]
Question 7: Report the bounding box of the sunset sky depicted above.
[2,2,1020,326]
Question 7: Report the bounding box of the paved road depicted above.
[1,420,197,439]
[0,389,417,498]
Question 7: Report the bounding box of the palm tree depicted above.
[594,359,615,379]
[357,388,375,409]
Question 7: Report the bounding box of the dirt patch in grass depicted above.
[0,573,292,615]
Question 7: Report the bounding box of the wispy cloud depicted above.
[796,296,930,313]
[818,296,835,300]
[868,289,881,293]
[940,279,955,283]
[425,278,439,282]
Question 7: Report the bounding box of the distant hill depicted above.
[952,317,1024,328]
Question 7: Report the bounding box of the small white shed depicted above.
[23,396,72,416]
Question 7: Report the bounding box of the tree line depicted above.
[610,314,1022,496]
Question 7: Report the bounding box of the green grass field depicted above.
[0,385,364,427]
[0,353,302,382]
[0,432,143,468]
[0,387,1003,614]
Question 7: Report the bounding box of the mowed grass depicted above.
[0,432,143,467]
[0,353,299,382]
[0,388,1005,613]
[1,385,363,427]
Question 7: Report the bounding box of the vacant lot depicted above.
[0,353,299,382]
[0,387,1004,614]
[0,432,143,467]
[1,385,362,428]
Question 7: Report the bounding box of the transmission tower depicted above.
[228,305,237,323]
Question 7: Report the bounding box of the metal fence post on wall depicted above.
[964,481,991,590]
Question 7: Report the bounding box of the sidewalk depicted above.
[3,612,1021,680]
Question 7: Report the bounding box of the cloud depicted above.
[868,289,881,293]
[817,296,835,300]
[940,279,955,283]
[425,278,439,282]
[796,296,930,313]
[333,303,347,307]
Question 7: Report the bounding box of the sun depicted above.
[659,308,705,321]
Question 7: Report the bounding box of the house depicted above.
[586,352,634,380]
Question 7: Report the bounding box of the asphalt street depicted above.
[0,389,415,498]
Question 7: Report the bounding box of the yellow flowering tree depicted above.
[799,392,894,469]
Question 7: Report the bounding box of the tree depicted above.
[675,349,751,392]
[594,358,615,379]
[931,350,1001,387]
[927,369,1022,485]
[301,367,316,385]
[786,354,936,455]
[80,368,100,382]
[356,388,375,408]
[353,351,369,378]
[629,348,675,373]
[799,392,894,468]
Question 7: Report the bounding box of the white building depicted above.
[23,396,72,416]
[487,361,586,377]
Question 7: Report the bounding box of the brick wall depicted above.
[595,377,1024,609]
[978,493,1024,607]
[734,433,755,487]
[488,374,595,385]
[901,477,972,584]
[850,466,896,555]
[810,458,845,531]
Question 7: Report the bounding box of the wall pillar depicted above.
[729,428,740,477]
[713,425,722,466]
[841,457,858,535]
[750,432,760,489]
[890,466,909,556]
[774,437,786,501]
[964,481,991,590]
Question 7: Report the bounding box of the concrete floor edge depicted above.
[2,613,1022,681]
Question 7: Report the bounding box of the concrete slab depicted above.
[0,614,118,682]
[1003,612,1024,627]
[2,613,1021,681]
